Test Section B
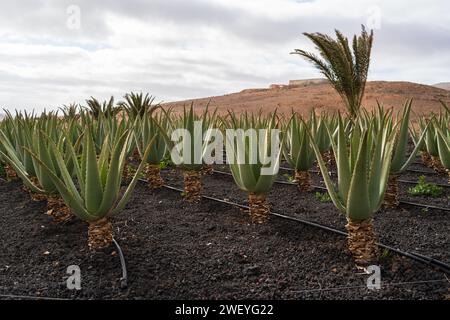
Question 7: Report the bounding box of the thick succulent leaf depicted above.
[346,132,372,221]
[0,151,44,193]
[43,136,85,206]
[368,128,384,207]
[95,131,129,216]
[24,147,93,221]
[35,132,58,193]
[110,134,157,215]
[336,115,351,203]
[373,137,396,210]
[84,128,104,213]
[391,100,412,173]
[305,120,346,213]
[436,127,450,169]
[398,123,430,173]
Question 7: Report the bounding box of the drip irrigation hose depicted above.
[278,166,439,176]
[112,238,128,289]
[221,157,449,186]
[222,152,439,175]
[397,179,450,188]
[212,169,450,212]
[155,182,450,275]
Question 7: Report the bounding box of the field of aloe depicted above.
[0,26,449,301]
[0,93,449,300]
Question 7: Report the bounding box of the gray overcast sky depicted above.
[0,0,449,112]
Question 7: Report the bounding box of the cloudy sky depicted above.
[0,0,449,112]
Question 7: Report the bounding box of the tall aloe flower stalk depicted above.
[26,127,154,249]
[308,115,396,265]
[384,100,428,207]
[283,113,315,191]
[134,108,169,189]
[225,112,282,223]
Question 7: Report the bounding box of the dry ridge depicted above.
[167,81,450,120]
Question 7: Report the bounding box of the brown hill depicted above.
[433,82,450,91]
[167,81,450,120]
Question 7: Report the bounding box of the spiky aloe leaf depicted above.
[306,119,346,213]
[436,127,450,169]
[346,132,372,221]
[84,128,104,213]
[110,134,157,215]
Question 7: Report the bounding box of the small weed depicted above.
[408,176,443,198]
[159,157,173,169]
[315,191,332,203]
[283,173,295,183]
[379,248,391,261]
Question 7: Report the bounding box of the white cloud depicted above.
[0,0,449,112]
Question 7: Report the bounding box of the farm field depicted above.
[1,2,450,308]
[0,164,449,300]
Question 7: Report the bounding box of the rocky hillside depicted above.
[167,81,450,119]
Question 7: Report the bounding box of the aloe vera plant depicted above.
[60,103,81,119]
[283,113,315,191]
[134,108,169,188]
[429,107,450,175]
[85,96,120,120]
[225,111,282,223]
[421,118,443,172]
[383,100,429,207]
[163,103,217,202]
[0,111,36,180]
[119,92,159,119]
[0,114,76,221]
[308,114,396,265]
[435,106,450,182]
[80,111,137,181]
[310,111,336,165]
[26,126,155,249]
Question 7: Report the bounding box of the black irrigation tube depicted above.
[222,148,443,176]
[112,238,128,289]
[284,166,450,188]
[220,158,449,187]
[406,168,440,175]
[155,182,450,276]
[279,166,441,177]
[212,169,450,212]
[396,179,450,188]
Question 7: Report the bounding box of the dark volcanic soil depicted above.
[0,176,449,300]
[182,165,449,264]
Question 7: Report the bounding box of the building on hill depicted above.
[289,79,327,87]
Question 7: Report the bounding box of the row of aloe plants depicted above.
[0,97,448,267]
[412,101,450,181]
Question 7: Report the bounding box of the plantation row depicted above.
[0,93,449,268]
